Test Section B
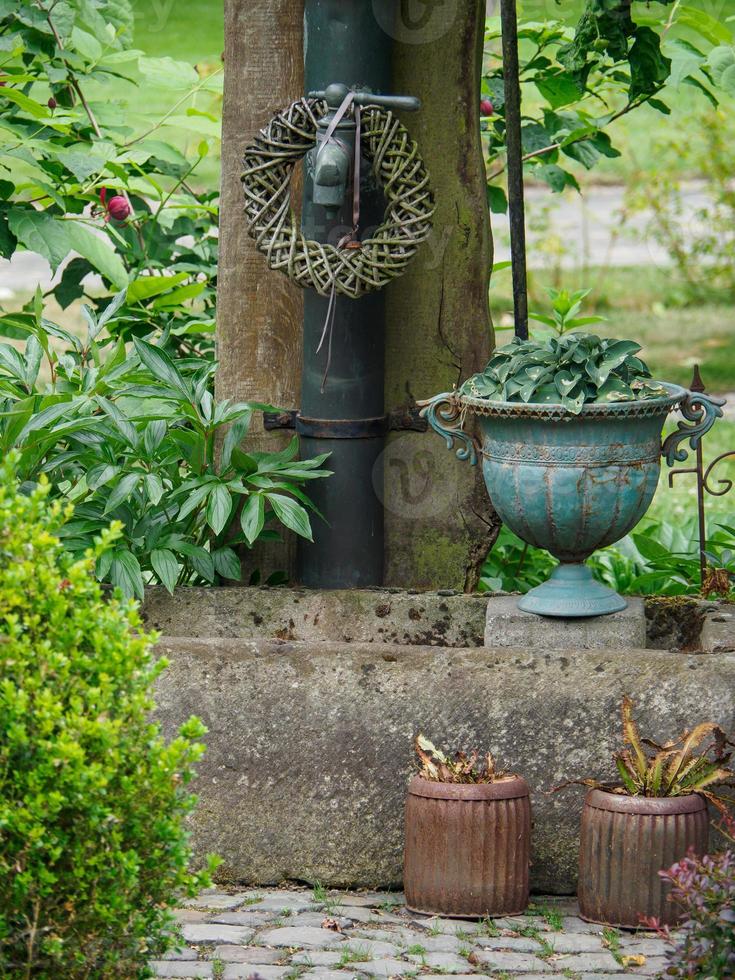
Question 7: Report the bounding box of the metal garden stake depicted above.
[500,0,529,340]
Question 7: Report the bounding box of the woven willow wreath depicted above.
[241,98,435,299]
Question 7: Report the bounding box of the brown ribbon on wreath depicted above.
[316,90,363,392]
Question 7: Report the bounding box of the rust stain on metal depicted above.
[578,788,709,929]
[404,775,531,918]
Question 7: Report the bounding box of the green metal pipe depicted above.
[298,0,394,588]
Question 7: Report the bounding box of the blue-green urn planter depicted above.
[420,384,724,618]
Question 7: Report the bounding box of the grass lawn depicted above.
[129,0,224,63]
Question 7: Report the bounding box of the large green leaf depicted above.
[267,493,313,542]
[628,27,672,101]
[137,56,199,89]
[104,472,140,514]
[667,38,706,88]
[109,548,144,599]
[708,45,735,96]
[173,541,215,583]
[535,73,582,109]
[677,5,732,46]
[206,484,232,536]
[213,547,241,582]
[127,273,189,303]
[54,145,115,182]
[144,473,164,505]
[176,482,213,522]
[0,87,50,119]
[133,338,191,399]
[240,493,265,545]
[65,222,128,289]
[151,548,178,594]
[8,209,71,269]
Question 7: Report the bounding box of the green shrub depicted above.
[0,453,216,978]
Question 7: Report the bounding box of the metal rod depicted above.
[690,364,708,585]
[500,0,528,340]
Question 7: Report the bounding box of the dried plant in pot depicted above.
[558,697,735,929]
[404,736,531,918]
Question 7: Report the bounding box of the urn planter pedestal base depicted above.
[518,563,627,618]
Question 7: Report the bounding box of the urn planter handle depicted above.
[662,390,726,466]
[418,392,479,466]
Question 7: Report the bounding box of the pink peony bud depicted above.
[107,195,131,221]
[480,99,494,117]
[48,97,57,109]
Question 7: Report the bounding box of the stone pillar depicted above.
[383,0,498,590]
[216,0,304,581]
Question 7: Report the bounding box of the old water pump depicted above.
[242,3,434,589]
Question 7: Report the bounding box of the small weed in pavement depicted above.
[338,947,373,966]
[603,926,624,964]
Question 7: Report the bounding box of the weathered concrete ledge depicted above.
[154,636,735,894]
[143,587,489,647]
[142,587,735,652]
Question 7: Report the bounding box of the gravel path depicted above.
[154,887,675,979]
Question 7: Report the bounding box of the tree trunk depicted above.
[216,0,304,581]
[384,0,499,591]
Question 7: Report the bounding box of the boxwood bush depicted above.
[0,453,216,978]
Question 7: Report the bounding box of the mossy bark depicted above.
[216,0,304,581]
[384,0,499,590]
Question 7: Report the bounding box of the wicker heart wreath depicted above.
[241,98,435,299]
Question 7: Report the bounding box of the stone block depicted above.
[223,967,288,980]
[256,927,346,949]
[485,596,646,648]
[181,924,253,945]
[154,637,735,893]
[151,964,213,978]
[474,949,554,972]
[212,947,283,963]
[357,959,412,978]
[700,608,735,653]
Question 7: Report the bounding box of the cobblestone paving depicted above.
[152,888,674,979]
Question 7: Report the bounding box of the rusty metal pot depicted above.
[404,774,531,918]
[578,788,709,928]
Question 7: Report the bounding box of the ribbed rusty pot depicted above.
[578,789,710,928]
[404,774,531,918]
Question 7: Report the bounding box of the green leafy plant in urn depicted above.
[420,330,724,618]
